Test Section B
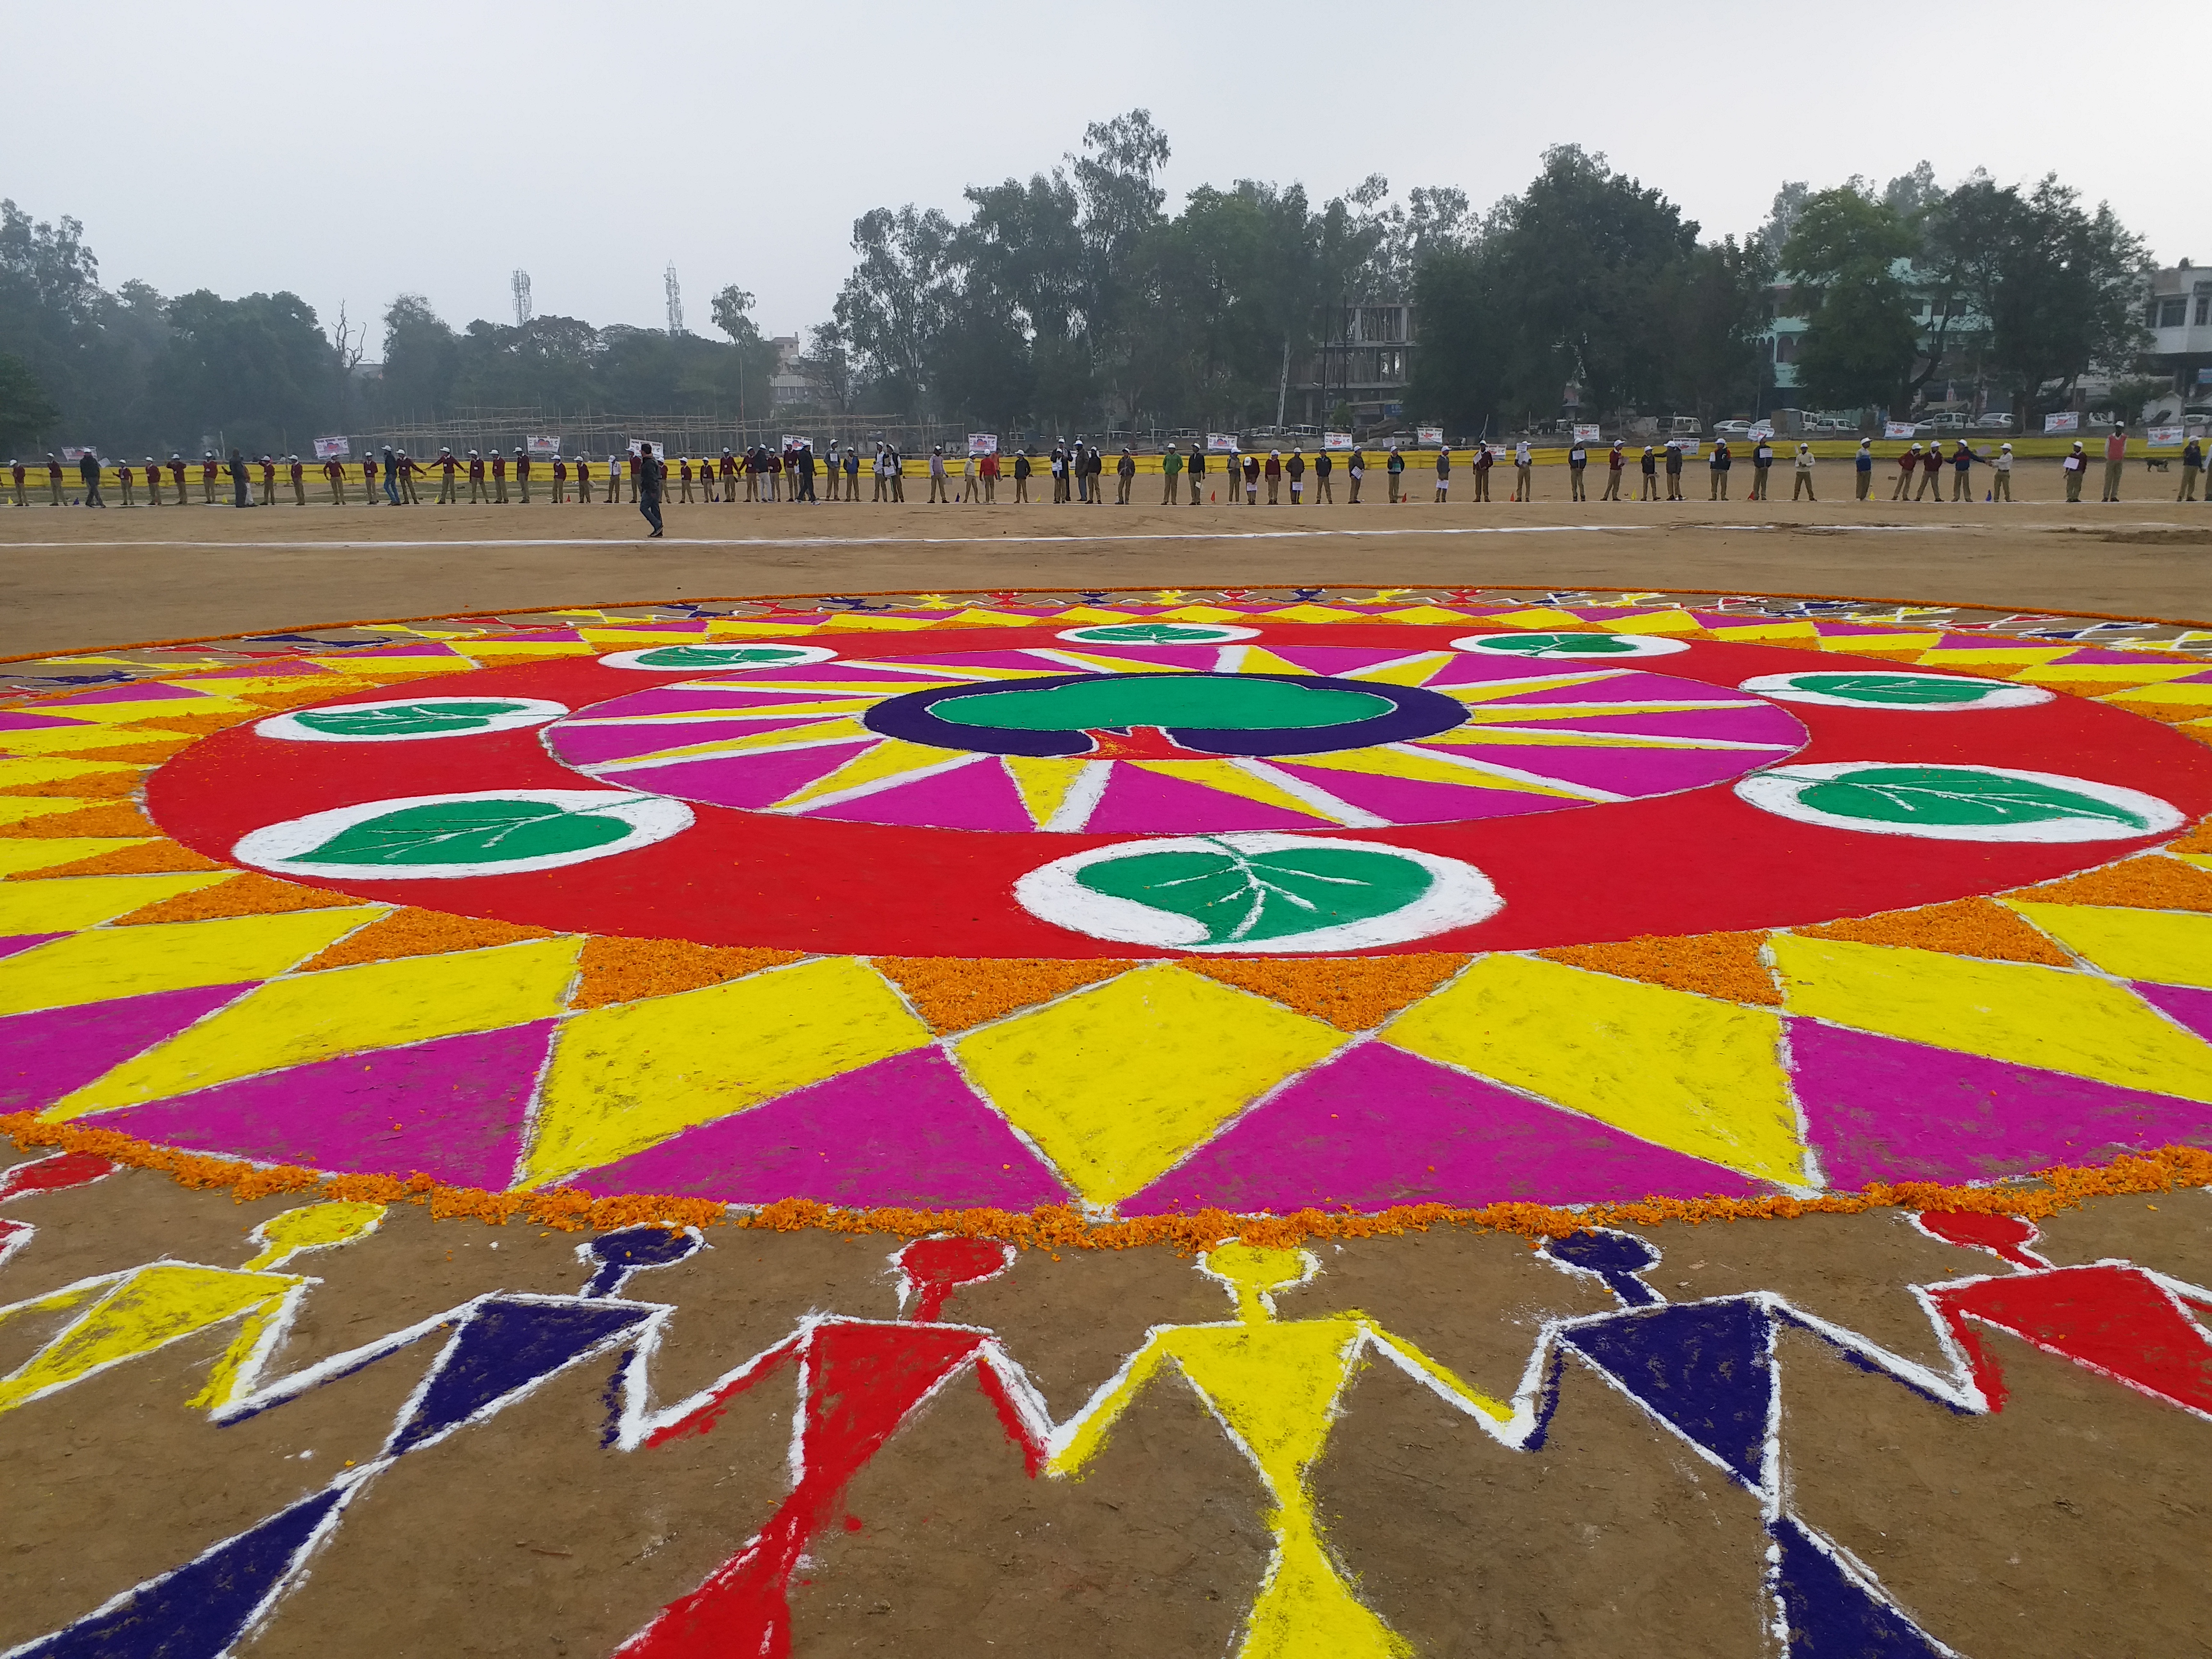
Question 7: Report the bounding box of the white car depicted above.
[1712,420,1754,438]
[1973,412,2015,430]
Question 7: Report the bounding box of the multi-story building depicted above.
[2143,263,2212,419]
[1291,302,1414,427]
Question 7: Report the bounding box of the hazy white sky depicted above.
[5,2,2192,350]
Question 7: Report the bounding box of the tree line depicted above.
[0,120,2153,457]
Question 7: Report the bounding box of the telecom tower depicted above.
[664,263,684,336]
[511,270,533,327]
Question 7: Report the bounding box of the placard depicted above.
[526,435,561,457]
[1572,424,1603,443]
[2043,411,2081,434]
[60,447,97,463]
[313,436,350,460]
[1417,425,1444,446]
[1666,439,1701,457]
[1206,433,1239,454]
[626,439,658,458]
[1883,421,1917,439]
[1322,432,1354,451]
[1747,424,1775,441]
[963,433,999,457]
[2147,425,2185,447]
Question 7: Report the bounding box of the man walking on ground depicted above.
[1638,445,1659,500]
[380,445,399,505]
[1188,442,1205,504]
[1792,443,1816,500]
[1852,438,1872,500]
[800,444,819,502]
[637,440,664,537]
[1161,443,1181,504]
[1894,443,1920,500]
[78,451,104,506]
[2181,435,2203,502]
[928,445,949,503]
[1567,436,1587,501]
[2102,425,2126,502]
[1707,437,1730,500]
[1994,443,2015,502]
[1511,438,1530,501]
[1603,440,1624,501]
[2063,440,2087,501]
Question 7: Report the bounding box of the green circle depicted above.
[634,644,812,669]
[1794,767,2152,830]
[1067,624,1239,643]
[1475,634,1639,655]
[1785,673,1999,706]
[291,700,532,737]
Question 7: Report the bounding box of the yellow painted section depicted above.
[1768,933,2212,1101]
[308,653,472,674]
[2003,902,2212,993]
[0,905,383,1020]
[1288,745,1589,799]
[0,757,147,789]
[2176,854,2212,876]
[1707,620,1821,643]
[0,871,228,934]
[999,757,1099,828]
[1257,605,1362,624]
[1453,698,1760,725]
[1475,607,1597,629]
[704,619,825,638]
[0,797,108,826]
[51,937,581,1119]
[0,724,192,756]
[1383,954,1805,1185]
[242,1202,387,1269]
[1153,606,1258,623]
[1370,606,1475,626]
[2107,680,2212,707]
[524,957,930,1185]
[1913,646,2075,668]
[1605,609,1705,635]
[1432,671,1622,703]
[2017,662,2210,686]
[1419,725,1743,751]
[1338,652,1456,685]
[955,964,1346,1205]
[1049,607,1145,624]
[578,628,709,644]
[0,835,155,873]
[32,696,247,727]
[452,639,594,659]
[928,608,1045,628]
[1816,631,1944,654]
[773,740,975,810]
[1130,761,1342,823]
[1229,647,1329,678]
[811,613,938,633]
[0,1265,299,1414]
[571,698,883,727]
[589,719,874,771]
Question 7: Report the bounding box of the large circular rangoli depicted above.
[2,587,2210,1222]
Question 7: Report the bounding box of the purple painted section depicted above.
[91,1022,556,1189]
[599,742,869,810]
[577,1047,1068,1208]
[1427,742,1765,798]
[923,649,1118,671]
[1424,654,1620,689]
[1123,1042,1768,1213]
[2033,648,2166,666]
[2135,982,2212,1045]
[0,984,251,1112]
[37,682,204,707]
[1482,670,1735,704]
[1046,645,1225,671]
[0,933,66,961]
[1271,762,1569,824]
[550,714,836,767]
[1791,1020,2212,1189]
[805,757,1031,831]
[0,712,90,732]
[1084,765,1331,833]
[1511,708,1804,744]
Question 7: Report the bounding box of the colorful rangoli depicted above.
[4,587,2211,1222]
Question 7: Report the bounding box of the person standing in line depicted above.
[1638,445,1659,500]
[1949,438,1978,500]
[891,445,908,502]
[1993,442,2015,502]
[2179,435,2203,502]
[1049,444,1068,504]
[1567,436,1587,501]
[1893,442,1919,500]
[1264,449,1282,505]
[610,455,627,505]
[1603,439,1624,500]
[514,447,531,504]
[227,447,251,507]
[1285,446,1304,506]
[551,454,568,504]
[1707,437,1730,500]
[1748,434,1773,500]
[322,453,345,505]
[1791,442,1816,500]
[289,454,306,505]
[927,445,948,503]
[8,458,26,506]
[42,453,63,505]
[843,444,860,499]
[1086,443,1103,504]
[1851,437,1871,500]
[460,450,481,504]
[1471,443,1493,503]
[401,452,423,504]
[492,449,511,504]
[1313,445,1334,503]
[1385,443,1405,502]
[1242,450,1260,504]
[627,449,644,504]
[1914,441,1945,500]
[636,440,665,536]
[674,456,693,504]
[2102,424,2126,502]
[1187,441,1205,504]
[362,450,380,505]
[958,446,976,503]
[432,449,457,504]
[169,454,188,505]
[1511,437,1530,501]
[1438,443,1455,502]
[144,456,164,506]
[1160,442,1181,504]
[577,456,595,504]
[1012,446,1033,503]
[1116,446,1135,504]
[199,452,219,502]
[115,457,134,506]
[257,454,276,506]
[869,445,886,503]
[979,446,998,503]
[1662,440,1684,500]
[2062,440,2087,501]
[721,449,740,503]
[801,443,819,502]
[1346,445,1364,504]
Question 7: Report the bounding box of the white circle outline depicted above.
[1733,762,2183,843]
[256,696,570,743]
[232,789,695,879]
[1737,670,2054,711]
[1449,631,1688,659]
[1012,831,1502,952]
[599,643,840,672]
[1054,623,1260,645]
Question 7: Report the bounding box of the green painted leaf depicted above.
[1075,840,1432,945]
[293,700,529,736]
[937,676,1388,733]
[1071,624,1230,643]
[299,799,633,866]
[637,645,807,668]
[1475,634,1637,655]
[1787,673,1997,705]
[1795,767,2147,830]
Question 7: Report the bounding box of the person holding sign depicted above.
[1285,447,1303,506]
[1187,441,1205,504]
[1567,436,1587,501]
[2180,435,2203,502]
[2063,440,2087,501]
[1707,437,1730,500]
[1436,443,1453,502]
[1470,444,1491,503]
[1510,438,1529,501]
[1345,445,1363,504]
[1385,444,1404,502]
[1750,435,1774,500]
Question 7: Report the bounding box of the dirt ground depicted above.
[1,466,2208,658]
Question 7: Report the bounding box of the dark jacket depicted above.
[637,454,664,498]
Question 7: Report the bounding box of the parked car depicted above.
[1712,420,1754,438]
[1918,412,1971,431]
[1973,411,2015,430]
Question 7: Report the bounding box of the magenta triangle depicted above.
[85,1021,556,1189]
[0,983,252,1112]
[805,759,1031,830]
[1122,1041,1768,1214]
[1791,1018,2212,1189]
[574,1047,1069,1208]
[1084,765,1330,833]
[2135,981,2212,1046]
[0,933,66,962]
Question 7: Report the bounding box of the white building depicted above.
[2142,263,2212,422]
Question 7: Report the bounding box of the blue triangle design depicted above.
[385,1298,651,1458]
[1560,1300,1775,1488]
[1769,1516,1948,1656]
[17,1485,345,1658]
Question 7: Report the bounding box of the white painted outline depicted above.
[1054,622,1260,645]
[1011,831,1501,952]
[1450,630,1689,659]
[1737,669,2054,711]
[1734,761,2184,843]
[255,696,570,743]
[598,643,839,672]
[232,788,693,879]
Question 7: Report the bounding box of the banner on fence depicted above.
[313,436,349,460]
[1883,421,1918,439]
[2147,425,2185,447]
[60,447,96,463]
[1322,432,1354,451]
[1417,425,1444,446]
[2043,411,2081,434]
[627,439,655,458]
[1572,424,1603,443]
[1206,433,1239,453]
[967,433,999,456]
[526,435,561,457]
[1670,439,1701,457]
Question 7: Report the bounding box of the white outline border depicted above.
[1737,670,2054,711]
[232,788,694,879]
[1734,761,2184,843]
[598,643,840,672]
[1450,631,1689,659]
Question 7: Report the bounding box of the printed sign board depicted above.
[1666,439,1701,457]
[60,447,96,463]
[1747,424,1774,441]
[313,436,350,460]
[1884,421,1918,439]
[1417,426,1444,446]
[626,439,657,458]
[2147,425,2185,447]
[2043,411,2081,434]
[1322,432,1354,451]
[967,433,999,456]
[1572,424,1603,443]
[526,435,561,457]
[1206,433,1239,454]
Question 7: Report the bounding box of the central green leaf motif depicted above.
[935,675,1391,733]
[1068,624,1233,643]
[1786,673,1999,705]
[1474,634,1638,655]
[1795,767,2150,829]
[1074,839,1433,946]
[292,701,531,736]
[636,645,808,668]
[300,799,636,866]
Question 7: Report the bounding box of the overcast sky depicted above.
[5,2,2191,352]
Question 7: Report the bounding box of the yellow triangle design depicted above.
[0,906,386,1021]
[2000,902,2212,993]
[586,718,876,772]
[1001,757,1102,829]
[772,739,977,810]
[1339,652,1458,686]
[1284,746,1595,800]
[1127,761,1346,824]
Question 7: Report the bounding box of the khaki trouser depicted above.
[983,476,997,503]
[1317,478,1333,502]
[1470,471,1489,501]
[1640,472,1658,499]
[1994,471,2012,501]
[1014,476,1029,502]
[520,475,532,503]
[403,470,420,503]
[929,475,948,502]
[1267,477,1279,504]
[1854,471,1870,500]
[10,478,25,505]
[146,475,163,505]
[1915,470,1939,499]
[553,478,566,503]
[1387,474,1400,502]
[50,475,66,504]
[1117,474,1131,503]
[2065,468,2083,501]
[1666,471,1683,499]
[873,473,887,502]
[1570,465,1586,501]
[891,470,905,501]
[1190,474,1203,503]
[293,476,305,505]
[1952,471,1970,501]
[2178,466,2201,502]
[1515,463,1531,499]
[1752,468,1770,500]
[495,476,509,503]
[677,475,691,502]
[1892,471,1912,499]
[1348,473,1362,503]
[1708,471,1724,499]
[1163,472,1179,503]
[1601,469,1621,500]
[470,478,487,503]
[2102,459,2122,501]
[202,474,218,502]
[1793,472,1815,500]
[119,477,134,506]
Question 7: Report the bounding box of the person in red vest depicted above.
[576,456,593,504]
[1915,440,1944,500]
[467,450,487,504]
[199,452,219,502]
[719,449,737,503]
[288,455,306,505]
[551,454,568,504]
[362,450,379,504]
[143,456,163,506]
[258,455,276,505]
[115,457,135,506]
[2101,423,2128,502]
[324,453,347,505]
[169,455,188,502]
[45,454,66,505]
[7,458,25,507]
[1893,442,1920,500]
[490,449,508,503]
[626,450,643,504]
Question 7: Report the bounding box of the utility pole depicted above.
[511,270,533,328]
[664,264,685,337]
